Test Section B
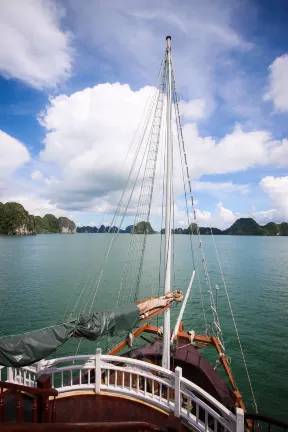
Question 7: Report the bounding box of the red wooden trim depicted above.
[17,390,22,422]
[52,397,56,423]
[0,422,166,431]
[42,396,49,423]
[0,381,57,397]
[33,396,37,423]
[0,385,4,422]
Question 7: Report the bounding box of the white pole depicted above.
[170,270,195,343]
[162,36,173,370]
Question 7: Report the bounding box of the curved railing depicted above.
[2,352,243,432]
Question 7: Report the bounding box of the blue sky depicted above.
[0,0,287,229]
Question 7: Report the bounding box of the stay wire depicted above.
[210,227,258,412]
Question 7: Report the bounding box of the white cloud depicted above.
[185,201,280,230]
[25,82,288,216]
[183,123,288,178]
[179,99,206,120]
[37,83,155,210]
[31,170,45,182]
[67,0,250,107]
[0,130,30,177]
[192,181,250,197]
[31,170,57,185]
[260,176,288,220]
[264,54,288,113]
[0,0,72,89]
[215,202,237,225]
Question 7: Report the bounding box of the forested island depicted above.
[0,202,75,235]
[77,221,155,234]
[1,202,287,236]
[77,218,288,236]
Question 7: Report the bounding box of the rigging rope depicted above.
[77,61,165,318]
[171,64,211,334]
[209,227,258,412]
[117,55,167,306]
[65,58,165,327]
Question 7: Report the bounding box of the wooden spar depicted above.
[211,336,247,412]
[108,324,149,356]
[144,324,213,345]
[171,270,195,343]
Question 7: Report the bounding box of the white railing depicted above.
[2,351,244,432]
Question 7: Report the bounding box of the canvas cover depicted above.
[0,303,139,367]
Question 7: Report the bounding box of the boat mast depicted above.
[162,36,173,369]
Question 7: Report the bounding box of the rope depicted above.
[65,57,164,327]
[171,64,209,333]
[117,55,168,306]
[82,66,165,316]
[210,227,258,412]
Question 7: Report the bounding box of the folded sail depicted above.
[0,303,140,367]
[0,323,75,367]
[0,292,182,367]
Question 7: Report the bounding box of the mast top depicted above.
[166,36,171,48]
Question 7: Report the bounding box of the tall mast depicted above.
[162,36,173,369]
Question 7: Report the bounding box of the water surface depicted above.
[0,234,287,420]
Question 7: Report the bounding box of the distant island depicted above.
[0,202,75,235]
[77,218,288,236]
[77,221,155,234]
[1,202,287,236]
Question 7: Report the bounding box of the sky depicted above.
[0,0,288,230]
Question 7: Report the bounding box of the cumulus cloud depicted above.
[264,54,288,113]
[260,176,288,220]
[67,0,250,108]
[179,99,206,120]
[0,0,72,89]
[0,130,30,177]
[183,123,288,177]
[192,181,250,197]
[27,82,288,217]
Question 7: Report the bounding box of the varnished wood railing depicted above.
[0,379,58,423]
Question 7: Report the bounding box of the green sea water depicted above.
[0,234,287,420]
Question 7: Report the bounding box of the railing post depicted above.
[7,367,13,382]
[174,366,182,418]
[95,348,102,393]
[236,407,244,432]
[36,374,51,423]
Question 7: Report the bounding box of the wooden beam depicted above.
[211,336,247,413]
[108,324,149,356]
[144,325,213,345]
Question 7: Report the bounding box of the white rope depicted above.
[210,228,258,412]
[172,62,216,337]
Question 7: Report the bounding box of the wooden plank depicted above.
[108,324,149,356]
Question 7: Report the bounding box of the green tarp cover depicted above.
[75,303,140,340]
[0,323,75,367]
[0,303,140,367]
